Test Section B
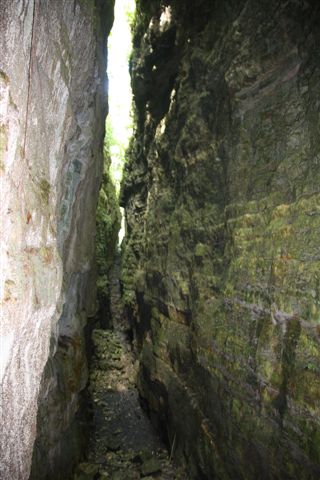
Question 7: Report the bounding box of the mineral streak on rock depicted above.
[0,1,114,479]
[121,1,320,478]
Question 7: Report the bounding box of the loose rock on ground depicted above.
[73,328,187,480]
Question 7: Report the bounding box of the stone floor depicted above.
[73,256,188,480]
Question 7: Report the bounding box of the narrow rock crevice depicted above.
[72,254,188,480]
[1,1,320,479]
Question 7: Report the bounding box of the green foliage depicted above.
[125,1,136,31]
[96,0,135,309]
[105,117,131,196]
[306,362,318,372]
[107,0,135,194]
[96,150,121,299]
[104,117,116,151]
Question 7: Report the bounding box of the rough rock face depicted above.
[0,1,114,478]
[96,158,121,329]
[121,1,320,478]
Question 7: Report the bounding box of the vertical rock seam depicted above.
[121,1,320,479]
[23,0,37,159]
[0,1,114,479]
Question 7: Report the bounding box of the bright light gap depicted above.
[107,0,135,244]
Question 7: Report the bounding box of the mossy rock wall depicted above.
[96,153,121,327]
[121,1,320,478]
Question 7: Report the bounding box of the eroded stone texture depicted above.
[0,1,114,479]
[121,1,320,478]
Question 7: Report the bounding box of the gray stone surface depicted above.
[0,1,114,478]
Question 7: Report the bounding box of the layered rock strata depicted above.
[121,1,320,478]
[0,1,114,478]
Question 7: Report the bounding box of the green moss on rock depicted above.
[96,151,121,321]
[121,1,320,478]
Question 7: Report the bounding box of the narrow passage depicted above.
[73,255,188,480]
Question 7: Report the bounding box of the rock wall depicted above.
[0,1,114,478]
[96,153,121,330]
[121,1,320,478]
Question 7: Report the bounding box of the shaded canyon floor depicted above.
[73,258,188,480]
